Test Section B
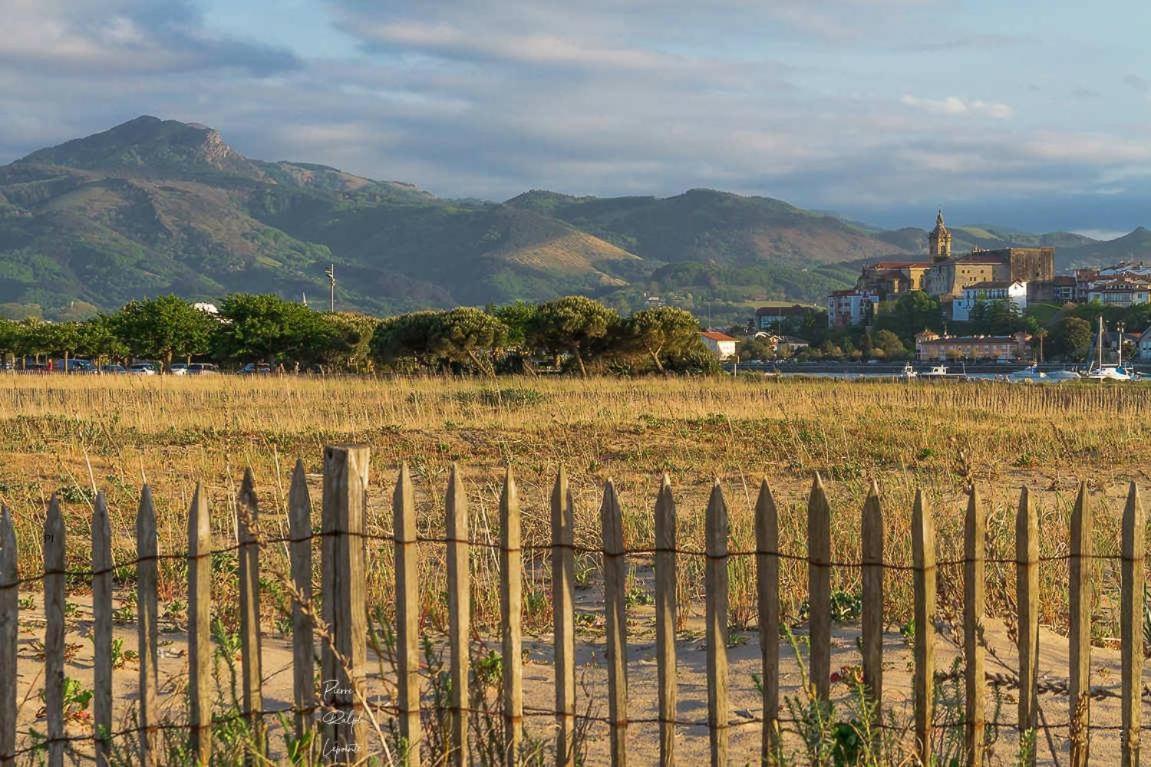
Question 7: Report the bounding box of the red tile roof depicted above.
[867,261,933,269]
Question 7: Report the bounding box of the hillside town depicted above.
[724,211,1151,366]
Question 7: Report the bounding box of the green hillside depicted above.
[0,117,641,317]
[506,188,907,265]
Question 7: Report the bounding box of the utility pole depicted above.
[325,264,336,313]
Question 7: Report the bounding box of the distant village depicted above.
[704,211,1151,364]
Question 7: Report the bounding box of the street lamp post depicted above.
[324,264,336,313]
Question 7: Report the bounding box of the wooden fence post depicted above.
[288,461,316,750]
[1069,481,1092,767]
[911,489,935,766]
[446,465,470,767]
[754,480,780,764]
[601,480,628,767]
[45,495,65,767]
[137,486,159,766]
[391,461,421,766]
[1120,482,1144,767]
[705,482,729,767]
[1016,486,1039,765]
[501,468,523,766]
[92,492,113,767]
[807,475,832,703]
[0,506,16,766]
[323,447,371,764]
[237,470,265,760]
[654,475,677,767]
[552,469,576,767]
[860,481,883,726]
[187,484,212,764]
[964,487,986,767]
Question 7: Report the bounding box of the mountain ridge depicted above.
[0,116,1143,320]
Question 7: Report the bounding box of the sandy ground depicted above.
[7,589,1139,766]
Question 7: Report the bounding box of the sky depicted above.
[2,0,1150,235]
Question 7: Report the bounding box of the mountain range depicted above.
[0,116,1146,321]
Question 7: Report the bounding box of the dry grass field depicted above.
[2,374,1150,764]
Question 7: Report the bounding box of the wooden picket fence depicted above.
[0,445,1146,766]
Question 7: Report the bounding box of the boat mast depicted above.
[1098,315,1104,370]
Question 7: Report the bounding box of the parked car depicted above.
[52,358,96,373]
[127,363,158,376]
[170,362,190,375]
[188,363,220,375]
[101,364,128,374]
[239,362,273,375]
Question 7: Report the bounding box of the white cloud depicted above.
[0,0,1147,231]
[0,0,296,75]
[900,95,1014,120]
[356,20,678,71]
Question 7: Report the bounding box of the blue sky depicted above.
[2,0,1150,235]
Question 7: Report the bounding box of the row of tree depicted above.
[0,295,377,371]
[370,297,715,375]
[0,294,718,376]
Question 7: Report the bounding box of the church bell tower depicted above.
[929,209,952,262]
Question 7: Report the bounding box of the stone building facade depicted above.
[923,248,1055,298]
[828,211,1058,326]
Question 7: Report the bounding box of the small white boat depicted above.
[922,364,950,377]
[900,363,918,380]
[1085,364,1135,381]
[1007,365,1047,383]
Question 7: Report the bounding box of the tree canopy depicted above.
[527,296,620,377]
[621,306,703,372]
[112,295,217,365]
[213,294,339,364]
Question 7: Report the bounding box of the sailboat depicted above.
[1085,316,1136,381]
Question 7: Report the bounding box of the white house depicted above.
[700,331,737,360]
[951,281,1028,322]
[1085,278,1151,308]
[826,289,879,328]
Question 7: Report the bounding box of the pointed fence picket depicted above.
[1017,487,1040,765]
[136,488,159,766]
[1068,482,1092,767]
[600,480,629,767]
[445,464,470,767]
[551,469,576,767]
[92,493,113,767]
[44,496,66,767]
[287,462,315,751]
[187,485,212,764]
[654,476,677,767]
[0,455,1148,766]
[704,482,729,767]
[963,487,986,767]
[0,507,17,766]
[500,469,524,766]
